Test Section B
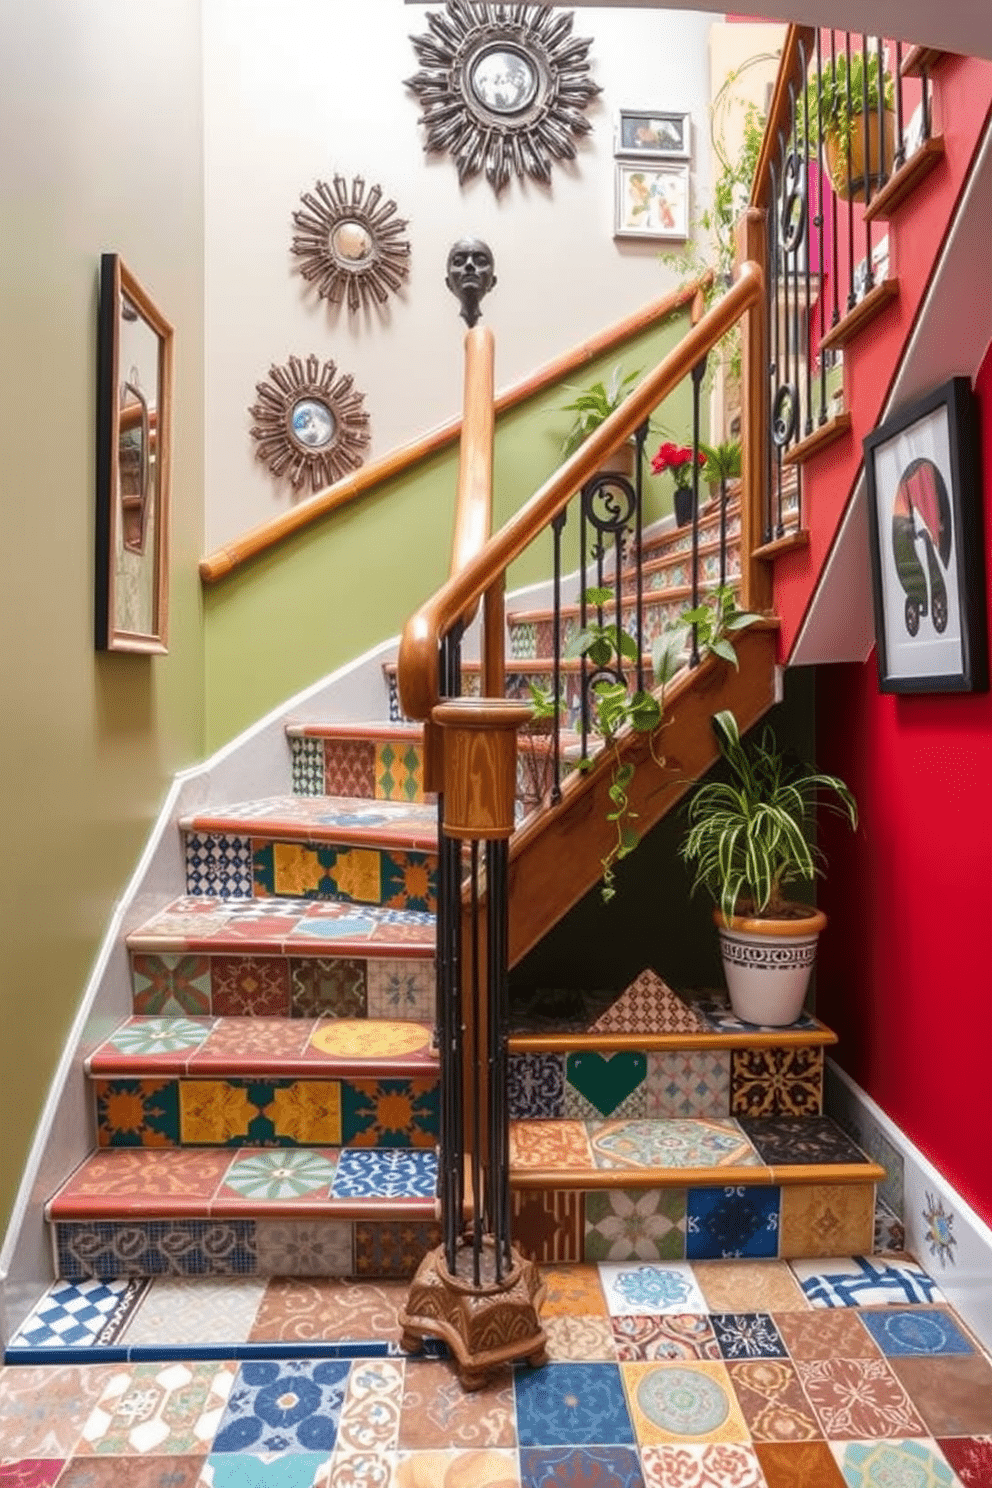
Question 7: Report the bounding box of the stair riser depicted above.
[512,1180,877,1265]
[508,588,728,662]
[291,735,433,803]
[130,952,435,1021]
[183,832,437,911]
[93,1077,440,1149]
[508,1047,825,1122]
[621,542,742,600]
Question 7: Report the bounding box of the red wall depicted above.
[815,339,992,1229]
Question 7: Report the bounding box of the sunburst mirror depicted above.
[249,355,370,491]
[406,0,600,193]
[291,175,411,313]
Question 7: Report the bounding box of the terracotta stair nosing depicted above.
[126,931,436,959]
[509,1026,838,1055]
[286,721,424,741]
[508,1160,884,1191]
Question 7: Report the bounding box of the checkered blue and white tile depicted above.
[7,1277,150,1348]
[185,833,254,897]
[290,735,326,796]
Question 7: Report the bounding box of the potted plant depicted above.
[559,363,641,475]
[680,708,858,1026]
[651,440,707,526]
[803,50,895,203]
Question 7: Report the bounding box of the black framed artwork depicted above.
[864,376,988,694]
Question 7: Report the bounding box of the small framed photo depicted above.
[864,376,988,694]
[614,161,690,240]
[615,109,690,159]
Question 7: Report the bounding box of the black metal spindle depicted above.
[830,32,841,327]
[550,510,566,804]
[469,839,482,1288]
[922,65,932,142]
[768,154,781,543]
[485,837,511,1278]
[815,30,828,424]
[579,496,589,757]
[634,421,647,693]
[689,356,706,667]
[846,33,857,311]
[437,629,464,1277]
[862,33,875,284]
[876,37,887,187]
[778,129,791,534]
[895,41,905,168]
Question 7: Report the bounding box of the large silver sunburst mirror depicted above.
[249,355,370,492]
[406,1,600,194]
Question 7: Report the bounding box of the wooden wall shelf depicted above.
[820,279,900,354]
[865,137,945,223]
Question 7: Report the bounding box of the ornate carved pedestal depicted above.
[398,1239,547,1391]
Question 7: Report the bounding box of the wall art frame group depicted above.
[613,107,690,241]
[95,254,173,654]
[864,375,988,695]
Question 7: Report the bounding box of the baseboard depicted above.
[826,1057,992,1354]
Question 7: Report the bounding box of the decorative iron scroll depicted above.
[406,0,600,193]
[249,354,370,491]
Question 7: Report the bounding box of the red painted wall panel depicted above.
[815,337,992,1229]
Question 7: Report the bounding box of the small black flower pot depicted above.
[673,484,696,528]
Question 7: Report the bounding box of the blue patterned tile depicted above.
[514,1362,636,1446]
[858,1306,975,1356]
[290,736,325,796]
[55,1220,258,1279]
[185,833,254,897]
[686,1185,781,1259]
[833,1440,958,1487]
[8,1277,150,1348]
[212,1358,349,1453]
[205,1454,335,1488]
[710,1312,788,1359]
[330,1148,438,1201]
[520,1445,645,1487]
[790,1255,944,1308]
[599,1262,707,1317]
[694,993,818,1034]
[509,1053,566,1118]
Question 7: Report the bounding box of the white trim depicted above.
[827,1057,992,1354]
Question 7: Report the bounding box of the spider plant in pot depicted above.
[680,709,858,1026]
[559,363,642,476]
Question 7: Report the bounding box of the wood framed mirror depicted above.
[95,254,173,653]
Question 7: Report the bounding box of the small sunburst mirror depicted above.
[249,354,370,491]
[406,0,600,194]
[291,175,411,313]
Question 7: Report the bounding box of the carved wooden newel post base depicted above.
[398,1238,547,1392]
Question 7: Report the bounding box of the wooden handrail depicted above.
[398,260,764,723]
[450,325,495,623]
[750,24,816,212]
[199,275,711,584]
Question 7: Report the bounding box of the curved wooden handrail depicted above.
[199,275,712,584]
[750,24,817,211]
[450,325,494,622]
[398,260,765,723]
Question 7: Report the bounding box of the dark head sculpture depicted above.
[445,237,497,327]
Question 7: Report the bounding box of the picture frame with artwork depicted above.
[614,160,690,240]
[615,109,690,159]
[864,376,988,694]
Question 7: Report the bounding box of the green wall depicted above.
[0,2,206,1238]
[204,308,702,749]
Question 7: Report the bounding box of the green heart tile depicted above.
[566,1051,647,1117]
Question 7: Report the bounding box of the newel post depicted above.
[398,697,547,1391]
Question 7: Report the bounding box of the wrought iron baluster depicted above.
[437,628,463,1276]
[771,133,795,537]
[634,421,648,694]
[922,64,932,142]
[689,356,707,667]
[895,41,906,169]
[846,33,857,312]
[485,836,511,1278]
[580,470,637,721]
[579,493,589,755]
[830,32,841,328]
[550,509,566,805]
[767,155,780,545]
[469,839,482,1288]
[815,30,828,425]
[861,33,875,289]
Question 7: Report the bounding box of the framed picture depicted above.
[614,161,690,240]
[864,376,988,694]
[615,109,690,159]
[95,255,173,653]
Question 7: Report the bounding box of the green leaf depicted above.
[710,637,739,668]
[585,586,613,608]
[618,629,639,661]
[587,638,613,668]
[615,763,635,789]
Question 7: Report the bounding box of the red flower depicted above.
[651,442,706,480]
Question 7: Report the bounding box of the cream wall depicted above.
[0,1,206,1237]
[203,1,717,549]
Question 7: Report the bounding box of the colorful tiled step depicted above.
[286,721,431,802]
[87,1016,440,1149]
[179,796,438,908]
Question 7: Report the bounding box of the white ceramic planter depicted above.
[715,906,827,1027]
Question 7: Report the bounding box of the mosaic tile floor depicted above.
[4,1257,991,1485]
[128,897,437,957]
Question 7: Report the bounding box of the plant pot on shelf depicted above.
[596,438,637,479]
[715,905,826,1027]
[673,483,695,527]
[825,109,896,203]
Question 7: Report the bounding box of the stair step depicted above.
[180,796,438,909]
[285,722,431,802]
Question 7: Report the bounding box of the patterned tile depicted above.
[857,1306,976,1356]
[254,1222,354,1277]
[640,1443,766,1488]
[937,1436,992,1484]
[0,1464,70,1488]
[54,1220,258,1280]
[693,1260,810,1314]
[564,1052,647,1120]
[219,1149,338,1204]
[77,1360,235,1454]
[335,1358,404,1454]
[331,1149,437,1202]
[730,1048,824,1117]
[132,956,212,1016]
[324,738,376,798]
[599,1263,708,1317]
[95,1080,181,1146]
[726,1358,821,1441]
[380,851,436,913]
[830,1440,958,1487]
[738,1116,869,1167]
[686,1185,781,1260]
[874,1200,905,1255]
[584,1188,687,1262]
[774,1308,882,1361]
[201,1452,333,1485]
[353,1222,441,1277]
[513,1189,584,1263]
[588,970,707,1035]
[886,1353,992,1436]
[211,1359,349,1454]
[290,958,367,1018]
[99,1016,213,1057]
[514,1362,635,1446]
[52,1146,231,1208]
[0,1366,116,1457]
[694,995,818,1035]
[185,833,254,898]
[508,1053,566,1119]
[796,1356,928,1438]
[366,960,435,1022]
[248,1279,405,1342]
[645,1052,731,1119]
[193,1018,312,1066]
[543,1315,618,1362]
[779,1184,875,1260]
[121,1277,268,1344]
[710,1313,788,1360]
[539,1265,609,1319]
[610,1314,721,1362]
[179,1080,342,1147]
[10,1277,150,1349]
[520,1445,644,1487]
[393,1449,518,1488]
[291,735,326,796]
[397,1358,515,1447]
[210,956,292,1017]
[375,740,425,803]
[590,1118,760,1172]
[509,1120,593,1171]
[622,1360,749,1445]
[340,1079,439,1148]
[790,1256,944,1309]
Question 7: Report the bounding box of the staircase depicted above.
[33,489,885,1328]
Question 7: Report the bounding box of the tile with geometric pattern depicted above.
[730,1047,824,1117]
